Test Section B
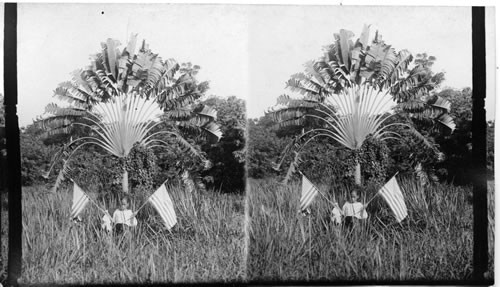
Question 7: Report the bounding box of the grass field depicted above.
[19,184,245,284]
[0,178,494,284]
[0,191,8,283]
[247,176,493,282]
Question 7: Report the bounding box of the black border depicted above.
[5,3,22,287]
[471,5,489,284]
[3,3,493,286]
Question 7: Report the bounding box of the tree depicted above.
[269,25,455,185]
[383,113,444,186]
[247,115,289,179]
[424,87,493,184]
[35,35,221,193]
[20,125,58,186]
[201,96,246,193]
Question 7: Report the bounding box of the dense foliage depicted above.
[248,114,391,188]
[433,88,473,184]
[200,96,246,193]
[20,125,58,186]
[67,146,122,193]
[20,125,161,196]
[348,136,390,187]
[125,143,160,191]
[431,88,494,184]
[247,115,287,179]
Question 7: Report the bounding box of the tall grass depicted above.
[20,184,245,284]
[247,176,474,281]
[487,180,494,279]
[1,178,494,284]
[0,191,8,283]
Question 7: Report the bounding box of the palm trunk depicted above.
[122,169,129,193]
[354,160,361,186]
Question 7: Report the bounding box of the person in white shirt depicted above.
[341,189,368,232]
[112,196,138,236]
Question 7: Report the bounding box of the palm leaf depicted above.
[196,105,218,120]
[201,122,223,141]
[405,125,439,153]
[53,82,93,109]
[336,29,355,70]
[125,33,138,57]
[103,38,121,80]
[357,24,370,48]
[435,113,456,132]
[268,94,320,125]
[34,105,89,138]
[430,96,452,112]
[163,108,192,121]
[388,50,413,85]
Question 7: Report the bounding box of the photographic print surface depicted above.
[17,3,246,284]
[246,5,495,282]
[3,2,496,285]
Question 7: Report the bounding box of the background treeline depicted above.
[12,95,246,194]
[248,87,495,187]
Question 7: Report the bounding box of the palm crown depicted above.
[269,25,455,184]
[36,35,222,192]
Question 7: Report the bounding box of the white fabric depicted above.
[112,209,137,226]
[149,184,177,230]
[331,206,342,225]
[70,183,90,219]
[299,175,319,212]
[342,202,368,219]
[101,212,113,232]
[379,176,408,222]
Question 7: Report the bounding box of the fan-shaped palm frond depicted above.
[75,92,162,157]
[319,85,398,149]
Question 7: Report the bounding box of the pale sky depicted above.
[10,4,498,127]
